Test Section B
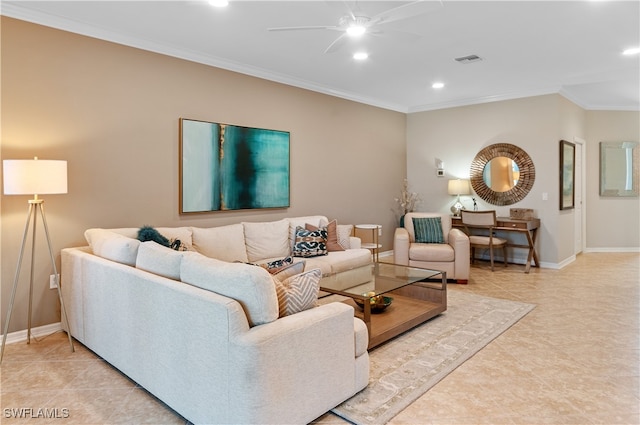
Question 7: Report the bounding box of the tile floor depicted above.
[1,253,638,425]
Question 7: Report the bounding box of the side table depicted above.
[356,224,382,262]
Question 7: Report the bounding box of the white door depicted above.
[574,138,584,254]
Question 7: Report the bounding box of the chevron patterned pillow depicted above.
[274,268,321,317]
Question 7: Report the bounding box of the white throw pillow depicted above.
[274,268,321,317]
[84,228,140,266]
[336,224,354,249]
[191,224,248,262]
[136,241,184,280]
[243,219,290,263]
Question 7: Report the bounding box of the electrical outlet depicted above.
[50,274,60,289]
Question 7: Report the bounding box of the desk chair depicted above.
[460,210,507,271]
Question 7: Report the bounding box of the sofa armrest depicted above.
[349,236,362,249]
[448,228,470,281]
[393,227,410,265]
[228,302,366,424]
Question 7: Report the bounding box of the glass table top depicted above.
[320,262,444,300]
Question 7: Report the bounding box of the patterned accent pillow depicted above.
[292,226,328,257]
[274,268,321,317]
[305,219,345,252]
[413,217,444,243]
[260,256,294,273]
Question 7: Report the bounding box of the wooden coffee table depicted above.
[320,262,447,349]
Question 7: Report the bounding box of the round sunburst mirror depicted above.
[470,143,535,206]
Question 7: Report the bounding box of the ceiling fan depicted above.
[267,0,443,54]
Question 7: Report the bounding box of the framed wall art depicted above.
[179,118,290,213]
[559,140,575,210]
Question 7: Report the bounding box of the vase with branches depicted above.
[394,179,421,225]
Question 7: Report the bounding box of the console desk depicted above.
[452,216,541,273]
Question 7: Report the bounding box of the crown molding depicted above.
[3,3,637,114]
[0,3,408,113]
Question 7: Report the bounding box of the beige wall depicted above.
[0,18,406,333]
[407,94,586,267]
[407,95,639,265]
[586,111,640,249]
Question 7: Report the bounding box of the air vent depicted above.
[454,54,483,64]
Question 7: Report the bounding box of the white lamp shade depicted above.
[3,159,67,195]
[448,179,470,196]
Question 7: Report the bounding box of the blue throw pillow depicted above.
[413,217,444,244]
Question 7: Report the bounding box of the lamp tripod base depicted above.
[0,199,74,363]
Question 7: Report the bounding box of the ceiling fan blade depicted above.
[324,33,349,54]
[369,0,443,26]
[341,0,356,20]
[268,25,340,32]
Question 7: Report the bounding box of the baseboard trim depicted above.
[2,322,62,345]
[379,250,394,259]
[584,247,640,253]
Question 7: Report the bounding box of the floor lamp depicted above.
[1,157,74,363]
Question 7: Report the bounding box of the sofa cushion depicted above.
[305,249,372,274]
[306,220,345,252]
[136,241,185,280]
[243,219,290,263]
[409,243,455,262]
[412,217,444,244]
[293,226,328,257]
[85,229,140,266]
[180,252,279,326]
[191,224,249,263]
[274,268,321,317]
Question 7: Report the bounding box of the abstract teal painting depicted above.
[180,118,290,213]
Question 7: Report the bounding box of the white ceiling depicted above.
[3,0,639,113]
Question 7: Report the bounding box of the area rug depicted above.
[331,290,535,425]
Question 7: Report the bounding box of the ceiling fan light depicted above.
[353,52,369,60]
[347,25,366,37]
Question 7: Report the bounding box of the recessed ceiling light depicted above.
[432,82,445,89]
[353,52,369,60]
[209,0,228,7]
[623,47,640,55]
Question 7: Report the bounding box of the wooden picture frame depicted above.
[559,140,575,210]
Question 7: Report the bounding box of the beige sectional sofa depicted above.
[61,216,371,425]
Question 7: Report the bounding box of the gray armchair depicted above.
[393,212,470,283]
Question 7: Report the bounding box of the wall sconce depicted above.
[435,158,444,177]
[448,178,470,217]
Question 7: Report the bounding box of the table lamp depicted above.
[1,157,74,363]
[448,179,470,217]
